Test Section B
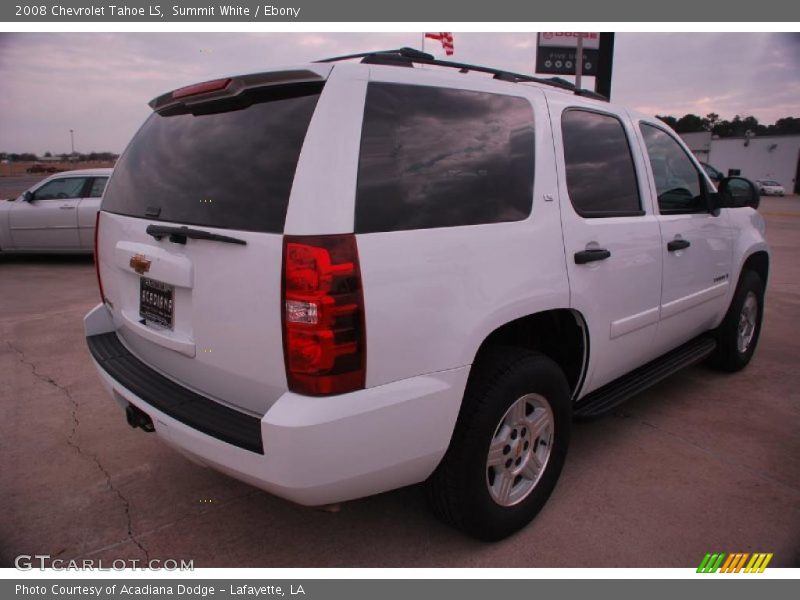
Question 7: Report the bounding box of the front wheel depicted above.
[426,348,571,541]
[708,270,764,372]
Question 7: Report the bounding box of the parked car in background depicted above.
[26,163,61,174]
[0,168,112,253]
[755,180,785,196]
[699,161,724,184]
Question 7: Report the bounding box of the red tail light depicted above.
[282,235,366,396]
[94,211,106,304]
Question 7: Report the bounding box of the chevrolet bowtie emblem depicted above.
[129,254,151,275]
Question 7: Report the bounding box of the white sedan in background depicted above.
[0,168,112,253]
[755,179,786,196]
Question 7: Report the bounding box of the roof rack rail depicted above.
[316,47,609,102]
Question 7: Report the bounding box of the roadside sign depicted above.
[536,32,599,76]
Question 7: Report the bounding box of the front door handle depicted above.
[59,205,76,210]
[574,248,611,264]
[667,239,691,252]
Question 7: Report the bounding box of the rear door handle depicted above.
[59,205,75,210]
[667,239,691,252]
[574,248,611,264]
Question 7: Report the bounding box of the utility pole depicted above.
[69,129,75,157]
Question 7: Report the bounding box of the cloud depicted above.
[0,32,797,154]
[615,32,800,122]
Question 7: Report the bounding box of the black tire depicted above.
[426,347,571,541]
[708,270,764,372]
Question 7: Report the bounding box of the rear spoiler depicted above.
[149,66,332,114]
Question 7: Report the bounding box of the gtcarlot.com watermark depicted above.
[15,554,194,571]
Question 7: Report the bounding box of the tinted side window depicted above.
[32,178,87,200]
[702,163,721,180]
[561,109,642,217]
[355,83,535,233]
[640,123,707,214]
[88,177,108,198]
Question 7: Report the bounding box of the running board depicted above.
[574,336,717,419]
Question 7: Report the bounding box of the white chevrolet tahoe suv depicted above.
[85,49,768,541]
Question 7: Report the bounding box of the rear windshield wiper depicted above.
[145,224,247,246]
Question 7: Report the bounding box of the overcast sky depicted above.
[0,32,798,155]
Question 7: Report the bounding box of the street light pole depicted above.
[69,129,74,157]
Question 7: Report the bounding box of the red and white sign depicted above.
[538,32,600,50]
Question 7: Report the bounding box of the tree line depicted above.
[656,114,800,137]
[0,151,119,162]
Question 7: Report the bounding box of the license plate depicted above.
[139,277,174,329]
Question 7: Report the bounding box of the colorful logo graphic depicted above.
[697,552,773,573]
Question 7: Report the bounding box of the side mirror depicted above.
[714,176,759,210]
[23,191,34,202]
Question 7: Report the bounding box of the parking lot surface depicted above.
[1,197,799,568]
[0,175,44,199]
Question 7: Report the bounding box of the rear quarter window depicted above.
[355,83,535,233]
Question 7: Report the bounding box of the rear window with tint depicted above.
[102,85,322,233]
[355,83,535,233]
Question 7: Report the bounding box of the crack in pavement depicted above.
[74,488,264,561]
[6,340,151,562]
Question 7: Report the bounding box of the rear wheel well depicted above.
[473,310,587,397]
[742,251,769,288]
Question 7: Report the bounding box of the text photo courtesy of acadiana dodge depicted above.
[16,584,307,597]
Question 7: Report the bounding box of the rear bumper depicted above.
[84,303,469,505]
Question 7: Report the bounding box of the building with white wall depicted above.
[681,132,800,194]
[681,131,713,164]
